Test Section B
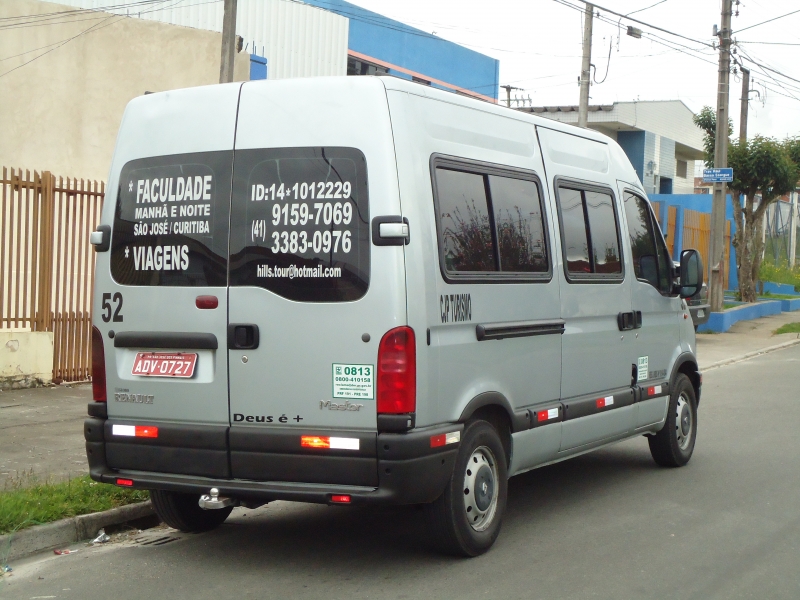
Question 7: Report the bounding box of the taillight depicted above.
[377,326,416,414]
[91,326,107,401]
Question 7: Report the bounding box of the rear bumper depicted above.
[85,406,460,506]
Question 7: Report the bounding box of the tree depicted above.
[728,137,798,301]
[693,108,799,302]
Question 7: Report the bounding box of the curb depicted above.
[701,338,800,371]
[0,501,156,563]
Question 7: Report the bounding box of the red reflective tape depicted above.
[301,436,330,449]
[537,410,549,422]
[648,386,656,396]
[135,426,158,438]
[596,398,605,408]
[430,434,446,448]
[331,494,351,504]
[116,478,133,487]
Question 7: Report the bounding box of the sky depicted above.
[348,0,800,142]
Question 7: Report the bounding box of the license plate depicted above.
[132,352,197,378]
[697,309,705,317]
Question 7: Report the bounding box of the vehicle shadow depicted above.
[174,439,663,569]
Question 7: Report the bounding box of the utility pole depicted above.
[578,3,594,128]
[219,0,238,84]
[739,67,750,145]
[708,0,732,312]
[500,85,522,108]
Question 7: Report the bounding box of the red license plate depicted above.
[132,352,197,378]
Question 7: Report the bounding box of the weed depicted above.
[0,474,148,535]
[774,322,800,335]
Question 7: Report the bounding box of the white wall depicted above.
[54,0,349,79]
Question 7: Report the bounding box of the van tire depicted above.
[150,489,233,533]
[424,420,508,557]
[648,373,697,467]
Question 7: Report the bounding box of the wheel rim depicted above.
[462,445,499,532]
[675,393,693,451]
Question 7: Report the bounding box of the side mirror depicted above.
[678,249,703,298]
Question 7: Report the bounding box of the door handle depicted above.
[617,311,642,331]
[228,324,259,349]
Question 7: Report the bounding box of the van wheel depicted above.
[648,373,697,467]
[424,420,508,557]
[150,489,233,533]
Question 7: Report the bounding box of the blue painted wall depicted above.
[303,0,499,99]
[617,131,645,181]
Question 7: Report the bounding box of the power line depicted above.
[554,0,712,48]
[737,41,800,47]
[734,8,800,35]
[625,0,669,17]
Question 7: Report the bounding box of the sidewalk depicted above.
[2,310,799,487]
[695,310,800,369]
[0,384,90,488]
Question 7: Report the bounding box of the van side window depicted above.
[433,164,549,279]
[436,169,496,272]
[556,185,622,279]
[623,192,672,294]
[488,176,548,272]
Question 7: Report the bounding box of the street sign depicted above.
[703,168,733,183]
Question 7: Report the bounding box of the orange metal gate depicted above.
[0,168,104,382]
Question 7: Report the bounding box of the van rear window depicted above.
[110,151,232,287]
[229,147,370,302]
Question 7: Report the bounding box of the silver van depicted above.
[86,77,704,556]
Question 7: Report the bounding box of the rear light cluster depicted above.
[376,326,416,414]
[91,325,107,402]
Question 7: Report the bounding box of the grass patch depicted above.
[760,293,800,300]
[774,322,800,335]
[0,473,148,535]
[723,303,739,310]
[759,262,800,292]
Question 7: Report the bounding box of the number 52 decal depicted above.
[101,292,123,322]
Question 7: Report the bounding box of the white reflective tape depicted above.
[329,437,359,450]
[547,408,559,420]
[604,396,614,406]
[112,424,135,437]
[445,431,461,445]
[654,385,662,394]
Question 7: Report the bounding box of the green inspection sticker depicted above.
[332,364,374,399]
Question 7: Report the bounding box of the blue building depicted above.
[302,0,499,103]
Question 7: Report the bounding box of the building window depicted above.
[347,56,389,76]
[676,159,688,179]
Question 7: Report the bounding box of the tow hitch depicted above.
[199,488,238,510]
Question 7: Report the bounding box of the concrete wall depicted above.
[0,0,250,181]
[0,329,54,388]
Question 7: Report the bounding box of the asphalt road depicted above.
[4,345,800,600]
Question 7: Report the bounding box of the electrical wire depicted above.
[734,8,800,35]
[625,0,669,17]
[554,0,713,48]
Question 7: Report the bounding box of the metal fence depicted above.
[682,208,731,291]
[0,168,104,381]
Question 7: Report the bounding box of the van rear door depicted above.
[101,85,239,479]
[227,79,406,486]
